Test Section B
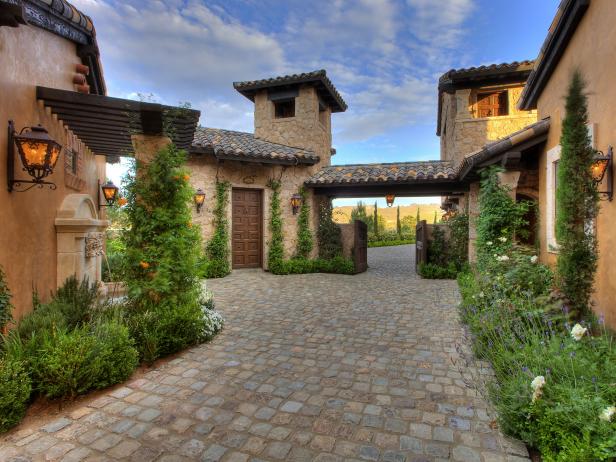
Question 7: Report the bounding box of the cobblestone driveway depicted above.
[0,245,529,462]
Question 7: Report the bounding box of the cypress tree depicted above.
[433,210,438,224]
[555,71,599,318]
[396,206,402,236]
[416,206,421,224]
[373,202,379,237]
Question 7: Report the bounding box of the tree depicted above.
[555,71,599,318]
[416,206,421,224]
[122,144,202,312]
[396,206,402,236]
[433,210,438,224]
[400,215,416,233]
[350,201,373,229]
[373,202,379,237]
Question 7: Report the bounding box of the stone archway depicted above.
[55,194,109,288]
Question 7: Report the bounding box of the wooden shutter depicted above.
[477,91,508,117]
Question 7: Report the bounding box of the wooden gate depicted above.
[353,219,368,273]
[415,219,428,272]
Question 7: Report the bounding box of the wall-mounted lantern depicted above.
[194,188,206,212]
[592,146,613,201]
[7,120,61,192]
[385,194,395,207]
[98,180,119,209]
[291,193,302,215]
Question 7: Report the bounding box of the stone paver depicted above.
[0,245,529,461]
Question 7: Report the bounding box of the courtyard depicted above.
[0,246,528,462]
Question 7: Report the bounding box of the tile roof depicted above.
[439,61,535,85]
[191,127,319,165]
[233,69,347,113]
[305,161,457,186]
[457,117,550,179]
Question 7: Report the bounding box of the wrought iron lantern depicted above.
[98,180,119,209]
[194,188,206,212]
[7,120,61,192]
[291,193,302,215]
[591,146,613,201]
[385,194,395,207]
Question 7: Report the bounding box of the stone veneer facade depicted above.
[189,84,334,268]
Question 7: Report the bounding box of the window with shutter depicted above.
[476,91,508,117]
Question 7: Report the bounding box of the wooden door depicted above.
[353,219,368,273]
[477,91,507,117]
[232,188,262,269]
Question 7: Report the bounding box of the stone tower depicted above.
[233,70,347,167]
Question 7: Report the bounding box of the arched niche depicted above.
[55,194,109,288]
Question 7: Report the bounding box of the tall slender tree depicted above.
[373,202,379,237]
[416,206,421,224]
[555,71,599,318]
[396,206,402,236]
[433,210,438,224]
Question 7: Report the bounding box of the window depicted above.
[546,146,561,252]
[476,91,508,117]
[65,149,78,175]
[274,99,295,118]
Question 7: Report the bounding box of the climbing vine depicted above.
[204,180,231,278]
[295,187,313,258]
[267,179,285,273]
[555,71,599,318]
[317,200,343,260]
[0,265,13,331]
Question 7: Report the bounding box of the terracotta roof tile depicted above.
[439,61,535,84]
[305,161,456,186]
[192,127,319,165]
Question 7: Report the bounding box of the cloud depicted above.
[406,0,475,48]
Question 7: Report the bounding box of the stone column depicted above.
[497,171,521,199]
[455,89,473,120]
[131,134,172,165]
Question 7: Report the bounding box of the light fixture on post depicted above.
[98,180,119,209]
[194,188,206,212]
[291,193,302,215]
[385,193,395,207]
[7,120,61,192]
[591,146,613,201]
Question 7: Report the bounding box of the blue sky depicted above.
[75,0,559,207]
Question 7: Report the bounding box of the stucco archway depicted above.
[55,194,109,288]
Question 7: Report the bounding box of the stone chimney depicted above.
[233,70,347,166]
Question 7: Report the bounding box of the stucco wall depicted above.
[0,25,105,320]
[534,0,616,327]
[187,156,319,267]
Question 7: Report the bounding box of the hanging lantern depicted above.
[194,188,206,212]
[385,194,395,207]
[100,180,119,205]
[291,193,302,215]
[8,121,61,192]
[591,146,613,201]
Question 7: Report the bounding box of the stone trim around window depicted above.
[546,145,561,253]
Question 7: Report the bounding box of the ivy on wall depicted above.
[555,71,599,318]
[203,180,231,278]
[267,179,285,273]
[295,187,313,259]
[0,265,13,331]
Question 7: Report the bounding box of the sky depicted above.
[75,0,560,208]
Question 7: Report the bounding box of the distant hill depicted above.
[333,203,443,230]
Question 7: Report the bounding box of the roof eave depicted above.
[519,0,590,110]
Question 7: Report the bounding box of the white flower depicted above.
[530,255,538,264]
[531,376,546,403]
[600,406,615,422]
[486,241,493,246]
[479,291,485,298]
[570,323,587,341]
[499,236,507,243]
[496,255,510,262]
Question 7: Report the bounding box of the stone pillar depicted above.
[467,183,480,262]
[131,134,172,165]
[55,194,109,287]
[497,171,521,199]
[455,89,472,120]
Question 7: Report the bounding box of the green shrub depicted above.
[267,179,285,271]
[418,262,458,279]
[0,358,31,432]
[90,320,138,389]
[368,239,415,248]
[318,200,343,260]
[154,302,206,357]
[102,251,123,282]
[270,256,355,275]
[0,265,13,331]
[295,187,313,258]
[51,276,99,327]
